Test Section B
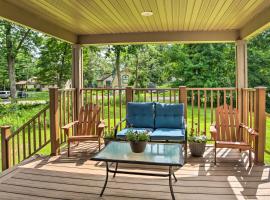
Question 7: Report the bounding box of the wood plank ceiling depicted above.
[2,0,270,44]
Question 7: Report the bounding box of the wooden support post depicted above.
[236,40,248,121]
[126,87,133,104]
[49,88,60,156]
[179,86,187,118]
[254,87,266,164]
[72,44,83,120]
[1,126,11,170]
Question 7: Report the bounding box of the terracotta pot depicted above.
[129,141,147,153]
[189,142,206,157]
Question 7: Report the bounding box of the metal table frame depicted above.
[100,161,179,200]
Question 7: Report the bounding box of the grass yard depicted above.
[18,91,49,102]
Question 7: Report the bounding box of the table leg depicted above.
[172,171,177,182]
[113,162,118,178]
[100,162,109,197]
[169,166,175,200]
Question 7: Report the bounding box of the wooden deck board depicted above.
[0,142,269,200]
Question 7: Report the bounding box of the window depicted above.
[122,75,129,84]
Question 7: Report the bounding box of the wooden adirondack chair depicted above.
[210,105,258,167]
[62,104,105,156]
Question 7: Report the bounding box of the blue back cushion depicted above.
[127,102,155,128]
[155,103,185,129]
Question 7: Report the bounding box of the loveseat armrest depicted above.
[114,118,126,138]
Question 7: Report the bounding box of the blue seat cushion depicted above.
[150,128,185,141]
[155,103,185,129]
[116,128,153,140]
[127,102,155,128]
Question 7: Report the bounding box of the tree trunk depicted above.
[7,56,16,99]
[4,23,30,100]
[58,44,68,88]
[135,54,139,88]
[5,24,17,99]
[115,47,121,88]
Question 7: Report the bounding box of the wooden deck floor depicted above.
[0,142,269,200]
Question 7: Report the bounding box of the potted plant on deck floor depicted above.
[188,134,208,157]
[126,129,150,153]
[103,129,115,146]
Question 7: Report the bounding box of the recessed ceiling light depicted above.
[141,11,153,17]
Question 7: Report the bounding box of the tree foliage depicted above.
[36,37,71,88]
[0,20,269,111]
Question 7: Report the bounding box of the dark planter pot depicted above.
[129,141,147,153]
[104,138,114,146]
[189,142,206,157]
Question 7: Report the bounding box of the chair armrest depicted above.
[114,118,126,138]
[98,120,106,129]
[97,120,106,136]
[210,123,217,140]
[62,121,78,130]
[239,123,258,136]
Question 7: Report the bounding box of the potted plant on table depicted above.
[103,129,115,146]
[188,134,208,157]
[126,129,150,153]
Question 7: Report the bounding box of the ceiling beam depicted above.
[240,5,270,40]
[0,0,77,43]
[78,31,239,45]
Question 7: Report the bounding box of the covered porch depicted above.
[0,0,270,199]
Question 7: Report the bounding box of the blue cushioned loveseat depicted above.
[114,102,187,160]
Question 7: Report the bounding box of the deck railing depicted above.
[58,88,76,145]
[81,87,240,136]
[0,86,266,171]
[1,105,50,170]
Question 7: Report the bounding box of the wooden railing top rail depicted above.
[187,87,236,91]
[81,87,238,91]
[81,88,125,91]
[6,105,49,140]
[58,88,76,92]
[242,88,256,92]
[133,88,178,90]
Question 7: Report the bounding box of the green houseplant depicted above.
[126,129,150,153]
[103,129,115,146]
[188,134,208,157]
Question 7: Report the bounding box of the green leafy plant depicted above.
[104,129,114,139]
[188,135,207,143]
[126,129,150,142]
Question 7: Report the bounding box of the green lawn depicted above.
[18,91,49,101]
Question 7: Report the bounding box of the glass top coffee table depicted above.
[91,141,184,200]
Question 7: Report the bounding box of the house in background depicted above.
[97,74,113,88]
[16,77,58,91]
[97,68,131,88]
[16,77,38,90]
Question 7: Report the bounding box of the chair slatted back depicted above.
[77,104,101,136]
[215,105,241,142]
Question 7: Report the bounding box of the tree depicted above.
[105,45,127,88]
[126,45,143,87]
[36,37,71,88]
[0,20,38,98]
[83,46,113,87]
